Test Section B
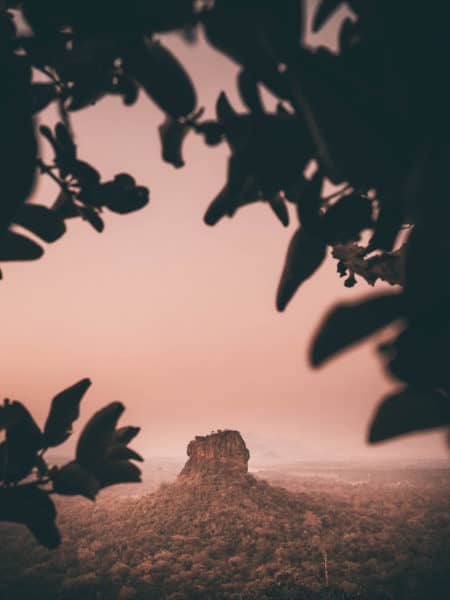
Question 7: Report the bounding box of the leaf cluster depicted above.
[0,380,142,548]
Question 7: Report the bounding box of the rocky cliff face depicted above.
[179,429,250,479]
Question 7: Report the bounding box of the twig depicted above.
[36,158,69,191]
[36,477,51,485]
[322,183,352,204]
[35,65,60,84]
[58,96,74,139]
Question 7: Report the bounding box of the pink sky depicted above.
[1,6,448,462]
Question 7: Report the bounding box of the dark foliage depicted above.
[310,293,405,367]
[0,0,449,513]
[0,381,142,547]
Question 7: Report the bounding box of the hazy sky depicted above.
[1,5,448,462]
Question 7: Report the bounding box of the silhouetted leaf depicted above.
[368,195,403,252]
[51,461,99,500]
[116,73,139,106]
[76,402,124,468]
[289,171,323,234]
[276,228,326,311]
[103,184,149,215]
[310,293,405,367]
[71,160,101,188]
[106,445,143,462]
[125,39,197,118]
[268,194,289,227]
[322,193,373,244]
[204,186,232,226]
[55,122,76,161]
[201,3,261,69]
[0,485,60,548]
[204,173,259,226]
[1,402,42,483]
[0,10,16,38]
[338,16,357,53]
[67,75,110,111]
[23,0,196,35]
[0,48,36,232]
[0,231,43,261]
[39,124,57,147]
[52,191,80,219]
[0,399,23,430]
[216,92,251,150]
[369,388,450,443]
[201,2,293,98]
[276,103,291,117]
[252,115,313,200]
[385,325,450,389]
[94,459,142,488]
[312,0,344,33]
[237,70,264,115]
[40,123,77,177]
[43,378,91,448]
[215,92,244,151]
[79,206,104,232]
[55,37,117,79]
[290,47,397,186]
[31,82,58,114]
[113,426,140,446]
[159,114,189,168]
[262,0,305,57]
[403,226,450,325]
[115,173,135,188]
[13,204,66,243]
[194,120,224,146]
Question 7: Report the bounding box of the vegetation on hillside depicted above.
[1,466,449,599]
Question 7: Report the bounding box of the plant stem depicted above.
[35,65,60,84]
[36,158,69,192]
[322,183,352,203]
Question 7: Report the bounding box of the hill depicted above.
[0,431,449,599]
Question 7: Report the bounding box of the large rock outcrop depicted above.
[179,429,250,479]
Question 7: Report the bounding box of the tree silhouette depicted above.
[1,0,450,545]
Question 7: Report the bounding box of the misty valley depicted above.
[0,431,449,600]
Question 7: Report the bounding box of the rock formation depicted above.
[179,429,250,479]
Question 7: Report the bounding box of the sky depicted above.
[1,4,448,464]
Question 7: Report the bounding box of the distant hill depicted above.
[1,430,449,599]
[98,429,355,599]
